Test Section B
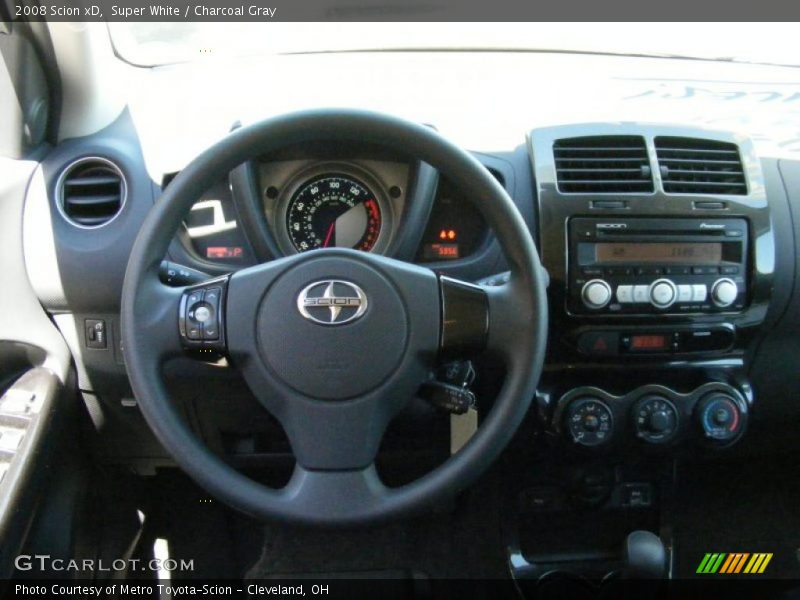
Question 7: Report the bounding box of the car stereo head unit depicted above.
[568,217,748,315]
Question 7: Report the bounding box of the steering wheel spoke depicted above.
[267,391,393,471]
[280,464,388,523]
[484,271,546,365]
[439,275,490,359]
[126,276,187,363]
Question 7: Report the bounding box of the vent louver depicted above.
[553,136,653,193]
[58,158,126,227]
[655,137,746,195]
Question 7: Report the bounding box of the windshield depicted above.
[109,23,800,67]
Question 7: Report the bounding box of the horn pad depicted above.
[257,256,408,400]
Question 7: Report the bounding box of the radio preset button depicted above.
[677,285,693,303]
[649,279,677,309]
[691,284,708,302]
[711,278,738,308]
[582,279,612,309]
[616,285,634,303]
[632,285,650,304]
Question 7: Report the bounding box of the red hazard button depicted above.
[577,332,619,356]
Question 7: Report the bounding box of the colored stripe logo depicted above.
[697,553,773,574]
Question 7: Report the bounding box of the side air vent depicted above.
[553,136,653,193]
[655,137,746,195]
[57,157,126,227]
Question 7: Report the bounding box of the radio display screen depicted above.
[595,242,723,264]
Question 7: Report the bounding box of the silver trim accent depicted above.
[648,278,678,309]
[186,199,237,238]
[710,278,738,308]
[270,162,395,256]
[55,156,127,230]
[297,280,368,326]
[581,279,612,309]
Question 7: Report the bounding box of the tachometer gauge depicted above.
[286,175,382,252]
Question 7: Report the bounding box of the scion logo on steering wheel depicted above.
[297,280,368,325]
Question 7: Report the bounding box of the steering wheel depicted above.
[121,109,548,526]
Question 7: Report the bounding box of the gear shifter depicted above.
[622,530,666,578]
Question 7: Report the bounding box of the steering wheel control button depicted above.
[565,397,614,447]
[711,278,738,308]
[649,279,677,309]
[581,279,612,309]
[194,305,211,323]
[633,396,679,444]
[696,393,744,443]
[179,279,227,350]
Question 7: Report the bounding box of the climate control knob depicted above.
[696,393,744,443]
[711,278,738,308]
[649,279,677,309]
[581,279,612,309]
[633,396,679,444]
[565,397,614,447]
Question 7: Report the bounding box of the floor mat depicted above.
[142,469,509,581]
[245,479,508,579]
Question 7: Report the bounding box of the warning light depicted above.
[207,246,243,259]
[438,229,457,240]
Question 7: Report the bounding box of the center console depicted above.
[528,122,771,413]
[508,123,775,587]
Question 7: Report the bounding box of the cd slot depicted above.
[596,228,727,237]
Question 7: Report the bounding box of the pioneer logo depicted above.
[700,223,726,230]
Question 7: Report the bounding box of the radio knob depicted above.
[649,278,677,309]
[581,279,612,309]
[711,278,738,308]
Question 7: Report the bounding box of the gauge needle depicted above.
[322,222,335,247]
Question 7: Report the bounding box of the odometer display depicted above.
[286,175,382,252]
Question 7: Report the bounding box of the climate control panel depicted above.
[556,383,748,450]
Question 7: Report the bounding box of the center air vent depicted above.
[655,137,746,195]
[553,136,653,193]
[57,157,126,227]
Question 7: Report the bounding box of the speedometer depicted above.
[286,175,382,253]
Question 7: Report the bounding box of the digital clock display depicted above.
[595,242,723,264]
[630,334,669,350]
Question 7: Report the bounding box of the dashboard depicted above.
[16,99,800,472]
